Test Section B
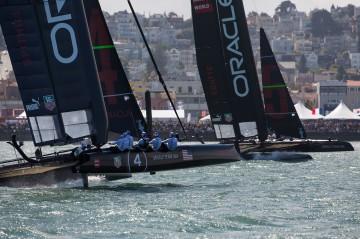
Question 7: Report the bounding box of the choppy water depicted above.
[0,142,359,239]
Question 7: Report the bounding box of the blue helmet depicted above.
[170,132,175,137]
[141,131,147,137]
[154,132,160,137]
[126,130,131,135]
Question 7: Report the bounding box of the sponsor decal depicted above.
[193,0,214,14]
[43,0,79,64]
[218,0,249,98]
[113,156,122,168]
[224,113,233,123]
[182,150,193,161]
[153,153,181,161]
[43,95,56,111]
[26,98,40,112]
[212,114,222,122]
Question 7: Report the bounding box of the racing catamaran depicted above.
[240,28,353,153]
[0,0,240,187]
[190,0,352,154]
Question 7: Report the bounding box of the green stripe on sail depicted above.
[263,84,287,89]
[93,45,115,50]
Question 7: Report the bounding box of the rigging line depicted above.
[127,0,188,139]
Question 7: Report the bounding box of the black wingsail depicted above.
[260,28,306,139]
[191,0,267,141]
[0,0,108,146]
[84,0,146,137]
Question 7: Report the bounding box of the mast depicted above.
[191,0,268,142]
[260,28,306,139]
[127,0,188,139]
[84,0,146,137]
[0,0,108,146]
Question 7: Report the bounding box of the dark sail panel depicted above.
[216,0,267,141]
[84,0,146,137]
[191,0,267,141]
[0,0,108,146]
[260,28,306,139]
[191,0,239,139]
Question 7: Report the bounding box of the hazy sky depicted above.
[99,0,360,19]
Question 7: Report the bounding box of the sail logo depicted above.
[43,0,79,64]
[218,0,249,98]
[43,95,56,111]
[26,98,40,112]
[193,0,214,14]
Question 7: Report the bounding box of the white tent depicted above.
[141,110,185,119]
[295,102,323,120]
[16,111,27,119]
[324,102,360,120]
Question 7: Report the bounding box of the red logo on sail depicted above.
[193,0,214,14]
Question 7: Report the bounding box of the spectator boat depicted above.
[0,0,241,187]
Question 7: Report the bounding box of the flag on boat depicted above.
[182,150,193,161]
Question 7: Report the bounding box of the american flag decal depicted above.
[182,150,193,161]
[94,159,101,168]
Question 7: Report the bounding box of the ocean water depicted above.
[0,142,359,239]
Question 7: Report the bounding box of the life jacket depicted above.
[150,136,162,151]
[167,137,178,151]
[126,135,134,148]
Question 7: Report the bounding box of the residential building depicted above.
[305,52,318,70]
[346,80,360,109]
[350,53,360,69]
[294,39,312,54]
[317,80,347,114]
[0,51,12,81]
[107,11,143,42]
[272,36,293,54]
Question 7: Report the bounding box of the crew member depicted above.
[137,131,149,150]
[149,132,162,151]
[115,133,129,152]
[125,130,134,150]
[164,132,178,151]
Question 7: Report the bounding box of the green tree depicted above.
[336,65,346,82]
[298,55,308,73]
[152,44,168,76]
[275,1,297,17]
[311,10,341,38]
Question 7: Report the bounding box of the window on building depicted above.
[188,86,193,93]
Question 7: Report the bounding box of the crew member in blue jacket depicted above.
[137,131,150,150]
[125,130,134,150]
[149,132,162,151]
[164,132,178,151]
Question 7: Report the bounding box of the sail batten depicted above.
[260,28,306,139]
